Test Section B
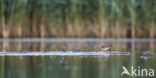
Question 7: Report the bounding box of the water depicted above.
[0,39,156,78]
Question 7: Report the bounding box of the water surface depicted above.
[0,39,156,78]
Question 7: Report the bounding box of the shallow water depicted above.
[0,39,156,78]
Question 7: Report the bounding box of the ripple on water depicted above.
[0,51,132,56]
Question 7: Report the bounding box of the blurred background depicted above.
[0,0,156,38]
[0,0,156,78]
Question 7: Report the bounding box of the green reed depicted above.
[0,56,5,78]
[0,0,156,38]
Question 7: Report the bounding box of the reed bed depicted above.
[0,0,156,38]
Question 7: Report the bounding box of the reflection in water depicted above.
[0,39,156,78]
[0,54,155,78]
[0,39,155,52]
[150,39,155,52]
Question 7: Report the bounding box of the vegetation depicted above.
[0,0,156,38]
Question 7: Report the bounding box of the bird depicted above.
[98,43,111,51]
